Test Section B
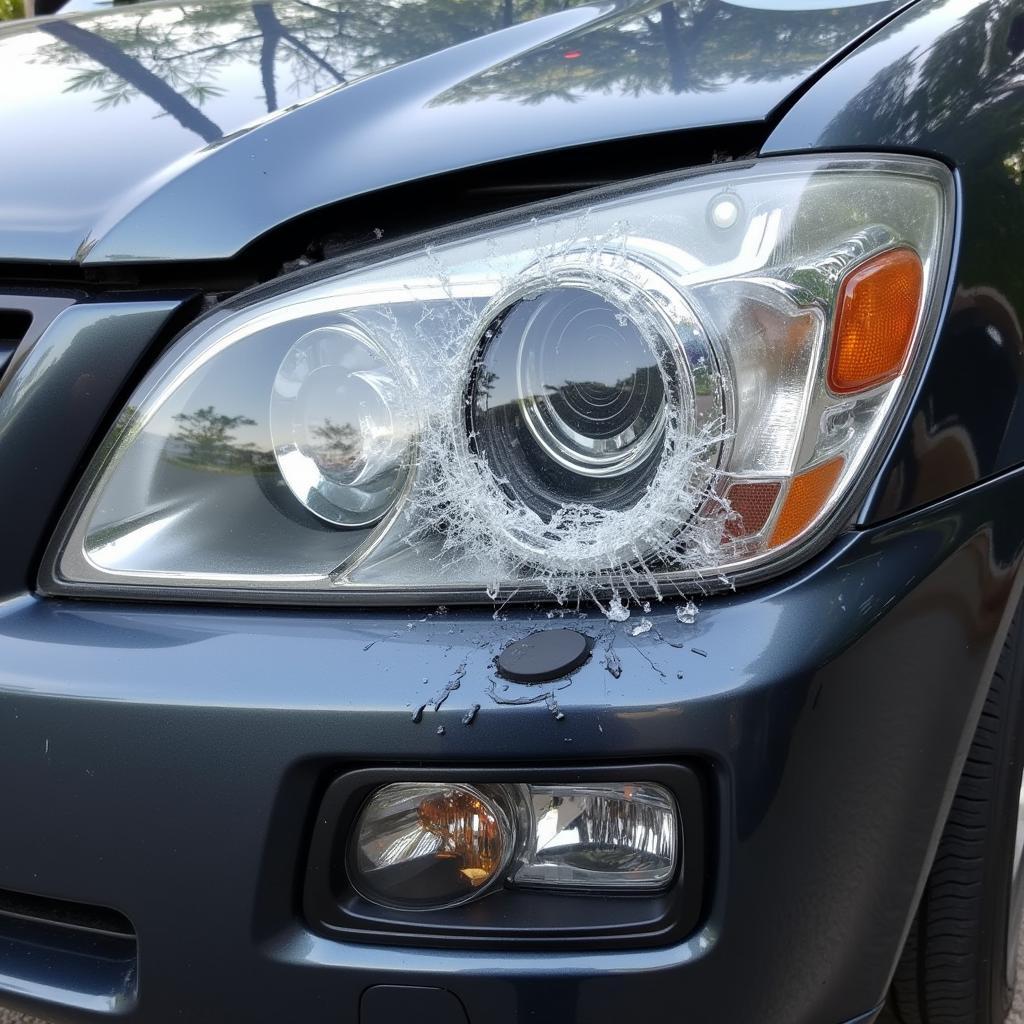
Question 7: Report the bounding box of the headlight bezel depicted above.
[39,153,957,607]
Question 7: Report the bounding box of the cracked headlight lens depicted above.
[476,287,668,486]
[44,155,954,603]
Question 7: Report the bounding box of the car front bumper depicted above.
[2,460,1023,1024]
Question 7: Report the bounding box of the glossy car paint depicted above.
[0,298,187,599]
[1,1,1024,1023]
[0,0,909,263]
[0,463,1022,1023]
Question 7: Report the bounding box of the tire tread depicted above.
[888,614,1020,1024]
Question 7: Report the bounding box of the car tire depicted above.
[886,612,1024,1024]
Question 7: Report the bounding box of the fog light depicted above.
[349,783,514,910]
[349,780,679,911]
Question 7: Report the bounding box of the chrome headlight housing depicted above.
[44,155,954,604]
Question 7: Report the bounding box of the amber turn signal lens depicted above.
[828,247,924,395]
[770,457,845,548]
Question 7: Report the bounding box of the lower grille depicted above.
[0,887,137,1014]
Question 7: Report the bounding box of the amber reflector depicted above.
[417,789,505,886]
[828,247,924,394]
[770,457,844,547]
[724,481,782,540]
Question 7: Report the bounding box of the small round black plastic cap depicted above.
[496,629,590,683]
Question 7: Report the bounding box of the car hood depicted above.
[0,0,908,265]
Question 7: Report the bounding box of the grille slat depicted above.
[0,886,134,940]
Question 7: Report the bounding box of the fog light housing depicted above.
[349,780,679,911]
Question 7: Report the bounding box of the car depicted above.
[2,0,1023,1022]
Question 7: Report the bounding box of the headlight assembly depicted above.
[43,155,954,605]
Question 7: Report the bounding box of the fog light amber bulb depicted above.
[417,790,505,886]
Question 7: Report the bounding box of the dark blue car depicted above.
[1,1,1023,1022]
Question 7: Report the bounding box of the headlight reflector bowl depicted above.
[271,323,412,528]
[350,783,513,910]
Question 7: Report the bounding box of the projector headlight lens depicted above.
[476,286,668,487]
[45,154,954,602]
[467,263,721,547]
